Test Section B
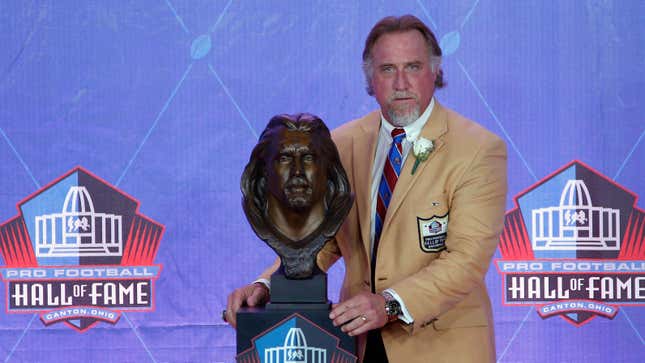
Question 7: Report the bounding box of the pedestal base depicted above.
[236,305,357,362]
[269,270,328,304]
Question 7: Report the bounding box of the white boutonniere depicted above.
[411,137,434,175]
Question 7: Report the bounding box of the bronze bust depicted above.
[241,113,353,279]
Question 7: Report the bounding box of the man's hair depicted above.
[362,14,445,95]
[241,113,350,218]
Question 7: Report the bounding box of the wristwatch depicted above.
[382,292,402,322]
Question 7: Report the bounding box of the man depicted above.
[240,113,352,279]
[227,15,507,362]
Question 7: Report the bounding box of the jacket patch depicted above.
[417,214,448,252]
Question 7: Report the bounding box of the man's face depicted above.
[369,30,437,127]
[265,129,327,211]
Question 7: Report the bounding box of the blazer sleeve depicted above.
[258,258,281,281]
[317,237,342,272]
[390,135,508,333]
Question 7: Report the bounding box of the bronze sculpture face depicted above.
[265,129,326,212]
[241,113,353,279]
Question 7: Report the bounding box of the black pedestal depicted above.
[236,271,357,362]
[236,306,357,362]
[268,271,329,308]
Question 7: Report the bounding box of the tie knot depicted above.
[391,128,406,143]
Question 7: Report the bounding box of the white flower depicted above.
[413,137,434,161]
[411,138,434,175]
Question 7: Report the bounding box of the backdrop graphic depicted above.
[0,1,643,362]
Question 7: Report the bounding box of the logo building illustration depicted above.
[0,167,164,332]
[35,186,123,257]
[532,180,620,251]
[265,327,326,363]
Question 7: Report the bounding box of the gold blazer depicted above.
[316,102,508,362]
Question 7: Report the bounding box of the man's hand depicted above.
[329,291,388,336]
[224,282,269,328]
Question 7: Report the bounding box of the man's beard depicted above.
[284,176,313,210]
[387,91,420,127]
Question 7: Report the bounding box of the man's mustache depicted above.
[285,176,311,190]
[388,91,418,102]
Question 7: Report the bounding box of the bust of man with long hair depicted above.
[241,113,353,279]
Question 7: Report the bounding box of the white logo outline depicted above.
[264,327,326,363]
[35,186,123,257]
[531,180,620,251]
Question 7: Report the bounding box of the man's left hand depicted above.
[329,291,388,336]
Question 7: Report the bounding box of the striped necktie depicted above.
[372,128,406,288]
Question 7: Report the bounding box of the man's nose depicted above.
[291,158,304,175]
[393,70,410,90]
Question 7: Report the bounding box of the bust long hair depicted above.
[241,113,351,244]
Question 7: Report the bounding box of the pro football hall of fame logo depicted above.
[0,167,164,332]
[237,313,355,363]
[496,160,644,326]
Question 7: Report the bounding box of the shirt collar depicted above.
[380,97,435,143]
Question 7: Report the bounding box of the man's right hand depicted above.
[224,282,269,328]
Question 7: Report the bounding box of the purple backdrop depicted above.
[0,1,643,362]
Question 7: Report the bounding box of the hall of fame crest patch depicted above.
[417,214,448,252]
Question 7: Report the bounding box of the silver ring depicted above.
[360,315,367,322]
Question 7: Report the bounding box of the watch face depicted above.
[386,300,402,316]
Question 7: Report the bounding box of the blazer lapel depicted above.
[383,102,448,230]
[352,112,381,254]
